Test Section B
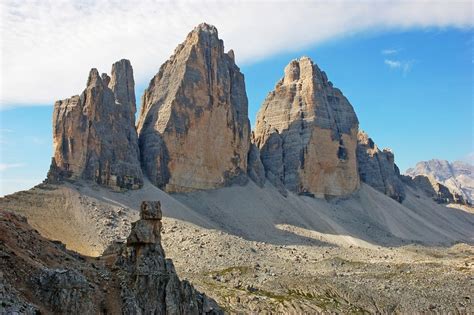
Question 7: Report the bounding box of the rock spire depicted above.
[48,59,143,190]
[137,23,250,192]
[253,57,360,197]
[356,131,405,202]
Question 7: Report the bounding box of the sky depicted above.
[0,0,473,196]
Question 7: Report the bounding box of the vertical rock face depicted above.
[137,23,250,192]
[122,201,222,314]
[253,57,360,197]
[247,134,266,188]
[49,59,143,190]
[356,131,405,202]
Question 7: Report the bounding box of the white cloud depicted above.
[382,49,400,55]
[0,163,24,172]
[0,0,472,107]
[384,59,414,74]
[384,59,402,68]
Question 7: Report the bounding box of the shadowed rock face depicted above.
[48,59,143,190]
[247,133,266,188]
[254,57,360,197]
[121,201,222,314]
[0,204,222,314]
[137,23,250,193]
[357,131,405,202]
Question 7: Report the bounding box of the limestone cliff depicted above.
[254,57,360,197]
[48,59,143,190]
[357,131,405,202]
[137,23,250,192]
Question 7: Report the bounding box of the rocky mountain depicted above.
[1,23,473,314]
[253,57,360,198]
[357,131,405,202]
[401,174,467,205]
[0,203,221,314]
[406,159,473,203]
[48,59,143,190]
[137,23,250,193]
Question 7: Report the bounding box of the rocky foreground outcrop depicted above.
[120,201,221,313]
[0,203,222,314]
[254,57,360,197]
[357,131,405,202]
[48,59,143,190]
[137,23,250,193]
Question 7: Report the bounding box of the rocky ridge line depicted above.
[47,59,143,190]
[356,131,405,202]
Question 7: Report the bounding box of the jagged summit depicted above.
[356,130,405,202]
[194,22,219,34]
[254,56,360,197]
[47,59,143,190]
[137,22,250,193]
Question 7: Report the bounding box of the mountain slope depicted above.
[1,181,473,312]
[406,159,474,203]
[1,180,472,257]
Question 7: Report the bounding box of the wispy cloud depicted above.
[381,49,400,55]
[384,59,402,68]
[0,163,25,172]
[384,59,414,75]
[1,0,473,107]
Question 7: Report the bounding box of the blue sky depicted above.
[0,1,473,196]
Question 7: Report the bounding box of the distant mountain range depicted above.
[406,159,473,203]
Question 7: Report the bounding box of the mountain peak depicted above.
[48,59,143,189]
[254,55,359,197]
[137,23,250,192]
[194,22,218,34]
[406,158,473,203]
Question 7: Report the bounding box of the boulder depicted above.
[140,200,162,220]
